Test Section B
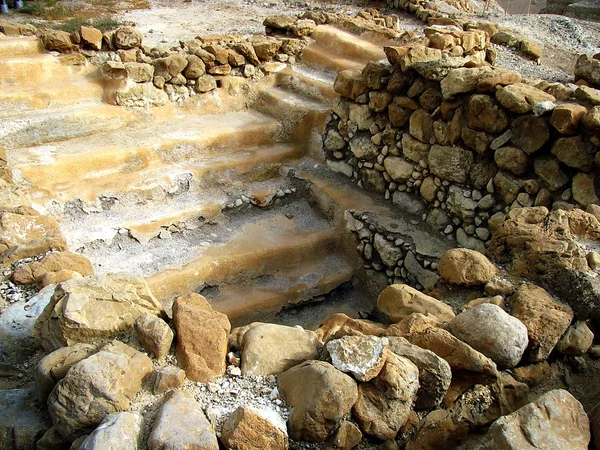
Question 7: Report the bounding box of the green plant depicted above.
[20,1,45,16]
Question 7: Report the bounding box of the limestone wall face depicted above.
[323,56,600,275]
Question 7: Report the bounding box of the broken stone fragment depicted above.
[153,366,185,395]
[221,406,288,450]
[134,312,173,359]
[173,293,230,382]
[327,335,389,382]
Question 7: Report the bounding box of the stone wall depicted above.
[323,44,600,270]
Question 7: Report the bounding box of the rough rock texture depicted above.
[542,267,600,320]
[220,406,288,450]
[438,248,497,285]
[79,412,142,450]
[324,421,362,450]
[173,293,230,382]
[449,303,528,368]
[134,313,173,360]
[153,366,186,395]
[575,54,600,86]
[315,313,386,344]
[0,384,50,450]
[148,390,219,450]
[510,283,573,363]
[327,335,388,382]
[353,350,419,440]
[496,83,556,114]
[555,321,594,356]
[39,29,77,52]
[113,26,143,49]
[48,341,152,439]
[387,336,451,409]
[12,251,93,285]
[486,389,590,449]
[35,275,163,351]
[487,207,597,279]
[278,360,358,442]
[36,343,97,404]
[235,323,320,376]
[377,284,455,323]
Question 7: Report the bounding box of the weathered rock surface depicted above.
[327,335,388,382]
[555,321,594,356]
[449,303,528,368]
[12,251,93,285]
[428,145,473,184]
[36,343,97,404]
[324,420,362,450]
[173,293,230,382]
[438,248,497,285]
[496,83,555,114]
[575,54,600,86]
[0,285,54,362]
[153,366,186,395]
[278,360,358,442]
[315,313,386,344]
[221,406,288,450]
[79,412,142,450]
[542,267,600,320]
[510,283,573,362]
[487,207,595,279]
[148,390,219,450]
[39,29,76,52]
[387,337,451,409]
[377,284,455,323]
[235,323,320,376]
[134,313,173,359]
[353,350,419,440]
[0,384,50,450]
[48,340,151,439]
[113,27,143,49]
[486,389,590,449]
[36,275,163,351]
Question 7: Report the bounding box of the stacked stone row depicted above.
[323,44,600,260]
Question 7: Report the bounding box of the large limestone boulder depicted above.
[39,29,76,52]
[486,389,590,449]
[438,248,497,286]
[173,293,230,382]
[487,207,596,279]
[48,340,152,439]
[278,360,358,442]
[36,343,97,404]
[221,406,288,450]
[542,267,600,321]
[327,335,388,382]
[377,284,455,323]
[510,283,573,362]
[148,390,218,450]
[233,323,320,376]
[449,303,528,368]
[387,336,451,409]
[79,412,142,450]
[353,350,419,440]
[35,275,163,351]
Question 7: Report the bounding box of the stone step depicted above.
[21,142,301,207]
[57,178,299,250]
[0,36,43,58]
[206,251,356,327]
[0,54,95,87]
[1,101,144,149]
[311,25,387,63]
[300,43,367,73]
[274,65,338,103]
[0,78,105,118]
[10,110,282,203]
[73,195,343,306]
[255,85,330,118]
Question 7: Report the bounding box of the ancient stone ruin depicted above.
[1,0,600,449]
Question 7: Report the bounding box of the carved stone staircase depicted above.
[0,25,414,328]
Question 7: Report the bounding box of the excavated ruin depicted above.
[1,0,600,449]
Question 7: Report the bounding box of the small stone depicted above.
[153,366,185,395]
[134,313,173,360]
[327,335,389,382]
[437,248,497,286]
